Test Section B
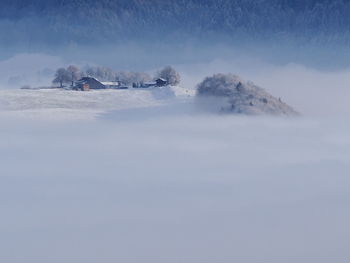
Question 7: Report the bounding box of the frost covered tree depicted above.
[156,66,180,86]
[116,71,151,85]
[67,65,81,86]
[53,68,70,88]
[83,66,116,81]
[82,66,151,84]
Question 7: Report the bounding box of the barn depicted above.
[74,77,106,90]
[155,78,167,87]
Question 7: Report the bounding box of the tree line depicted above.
[53,65,181,88]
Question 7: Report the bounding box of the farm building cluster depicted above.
[72,77,168,91]
[20,66,180,91]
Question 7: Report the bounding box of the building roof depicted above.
[101,81,120,86]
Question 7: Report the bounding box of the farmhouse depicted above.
[74,77,106,91]
[155,78,167,87]
[137,78,168,88]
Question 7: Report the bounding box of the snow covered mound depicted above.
[196,74,299,116]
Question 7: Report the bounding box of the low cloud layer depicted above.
[1,115,350,263]
[0,53,64,89]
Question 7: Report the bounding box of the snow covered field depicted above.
[0,86,194,120]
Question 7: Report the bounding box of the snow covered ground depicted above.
[0,86,194,120]
[1,76,350,262]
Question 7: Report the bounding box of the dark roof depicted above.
[75,77,106,89]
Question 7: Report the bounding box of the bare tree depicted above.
[67,65,81,86]
[53,68,70,88]
[116,71,151,85]
[82,65,151,85]
[83,66,116,81]
[156,66,181,86]
[84,66,96,78]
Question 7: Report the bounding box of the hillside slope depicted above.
[1,0,350,46]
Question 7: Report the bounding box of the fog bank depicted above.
[1,115,350,263]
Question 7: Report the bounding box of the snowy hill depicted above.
[196,74,298,116]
